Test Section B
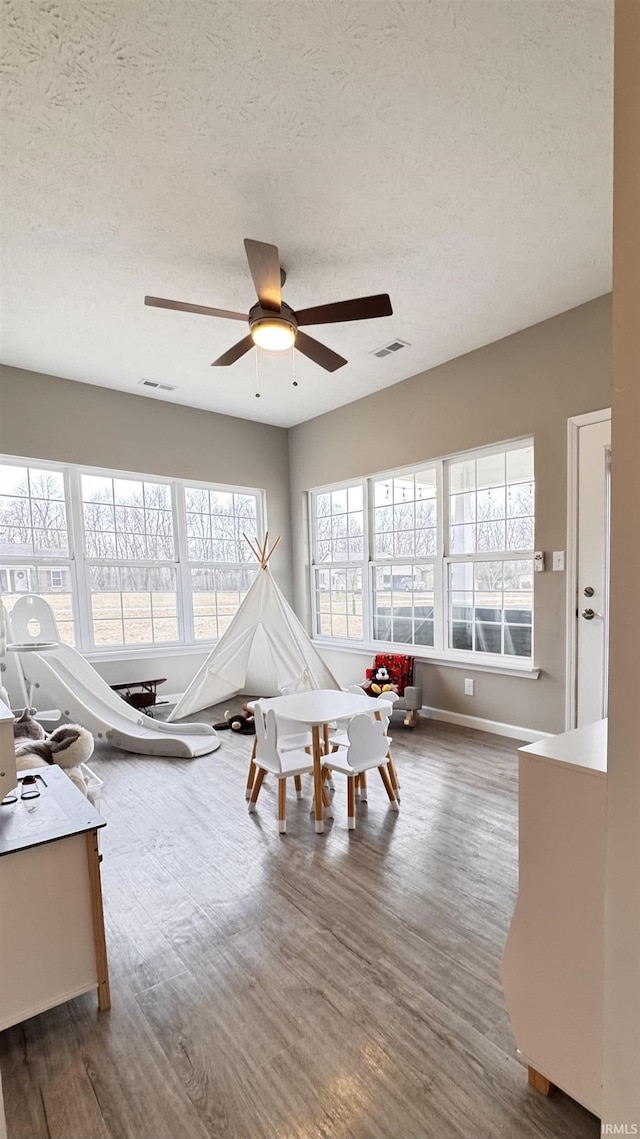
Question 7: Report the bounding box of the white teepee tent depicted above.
[169,536,340,721]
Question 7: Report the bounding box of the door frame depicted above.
[565,407,612,730]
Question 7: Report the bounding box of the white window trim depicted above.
[0,453,265,653]
[308,437,536,673]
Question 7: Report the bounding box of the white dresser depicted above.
[501,718,607,1117]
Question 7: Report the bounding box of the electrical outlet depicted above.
[464,678,474,696]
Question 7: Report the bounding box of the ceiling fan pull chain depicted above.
[254,346,261,398]
[292,347,298,387]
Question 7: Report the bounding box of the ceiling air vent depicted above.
[139,379,177,392]
[371,338,410,359]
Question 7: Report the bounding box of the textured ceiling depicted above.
[0,0,613,428]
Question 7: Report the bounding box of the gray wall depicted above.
[288,295,612,734]
[0,365,292,599]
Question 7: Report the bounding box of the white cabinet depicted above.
[0,763,110,1032]
[501,718,606,1117]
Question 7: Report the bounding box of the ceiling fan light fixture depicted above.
[251,319,296,351]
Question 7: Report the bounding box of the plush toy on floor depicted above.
[213,705,256,735]
[13,709,94,796]
[362,664,399,698]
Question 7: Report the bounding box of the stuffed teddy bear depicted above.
[213,704,256,735]
[362,664,399,698]
[13,709,94,796]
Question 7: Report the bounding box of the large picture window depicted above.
[310,440,534,665]
[0,456,264,653]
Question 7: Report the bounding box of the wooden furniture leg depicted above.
[312,725,324,834]
[85,830,111,1012]
[278,779,287,834]
[527,1067,554,1096]
[293,773,303,799]
[322,723,330,754]
[358,770,367,801]
[386,753,401,800]
[245,737,258,800]
[248,766,267,812]
[321,781,333,818]
[378,765,400,810]
[347,775,356,830]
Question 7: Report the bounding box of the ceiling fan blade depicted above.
[145,296,247,321]
[295,293,393,326]
[211,335,255,367]
[295,330,347,372]
[244,239,281,312]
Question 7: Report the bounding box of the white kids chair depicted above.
[324,713,400,830]
[328,688,400,804]
[248,703,320,834]
[244,694,313,800]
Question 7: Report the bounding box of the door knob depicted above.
[582,608,596,620]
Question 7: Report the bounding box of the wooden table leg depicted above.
[85,830,111,1012]
[322,723,330,754]
[527,1066,554,1096]
[312,725,324,834]
[245,737,258,799]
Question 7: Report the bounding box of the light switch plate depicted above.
[552,550,565,571]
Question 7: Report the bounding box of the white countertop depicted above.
[519,717,607,776]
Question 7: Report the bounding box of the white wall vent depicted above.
[371,339,410,359]
[139,379,177,392]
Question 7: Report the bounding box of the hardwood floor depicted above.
[1,713,599,1139]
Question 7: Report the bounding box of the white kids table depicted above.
[252,690,394,832]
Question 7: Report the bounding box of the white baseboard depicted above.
[422,705,549,743]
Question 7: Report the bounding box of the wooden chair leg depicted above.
[347,775,356,829]
[358,770,368,801]
[248,766,266,812]
[322,764,335,790]
[386,753,400,799]
[293,773,303,799]
[527,1067,554,1096]
[321,781,333,818]
[245,737,258,799]
[378,764,400,811]
[278,779,287,834]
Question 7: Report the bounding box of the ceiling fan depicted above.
[145,238,393,373]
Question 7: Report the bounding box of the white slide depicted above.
[6,597,219,759]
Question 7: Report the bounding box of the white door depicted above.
[575,415,611,727]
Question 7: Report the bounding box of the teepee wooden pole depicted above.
[264,535,281,565]
[243,533,263,563]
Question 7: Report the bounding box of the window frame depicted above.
[0,454,265,654]
[308,438,535,671]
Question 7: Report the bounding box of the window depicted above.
[0,456,264,652]
[371,467,437,647]
[312,485,364,639]
[309,440,534,664]
[447,446,534,657]
[185,486,259,640]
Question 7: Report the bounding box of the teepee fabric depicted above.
[169,567,340,720]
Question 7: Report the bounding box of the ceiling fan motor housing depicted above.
[248,300,298,340]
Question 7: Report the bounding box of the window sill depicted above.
[84,643,213,664]
[313,638,540,680]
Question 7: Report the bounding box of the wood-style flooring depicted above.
[1,712,599,1139]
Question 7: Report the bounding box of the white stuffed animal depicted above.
[13,709,94,796]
